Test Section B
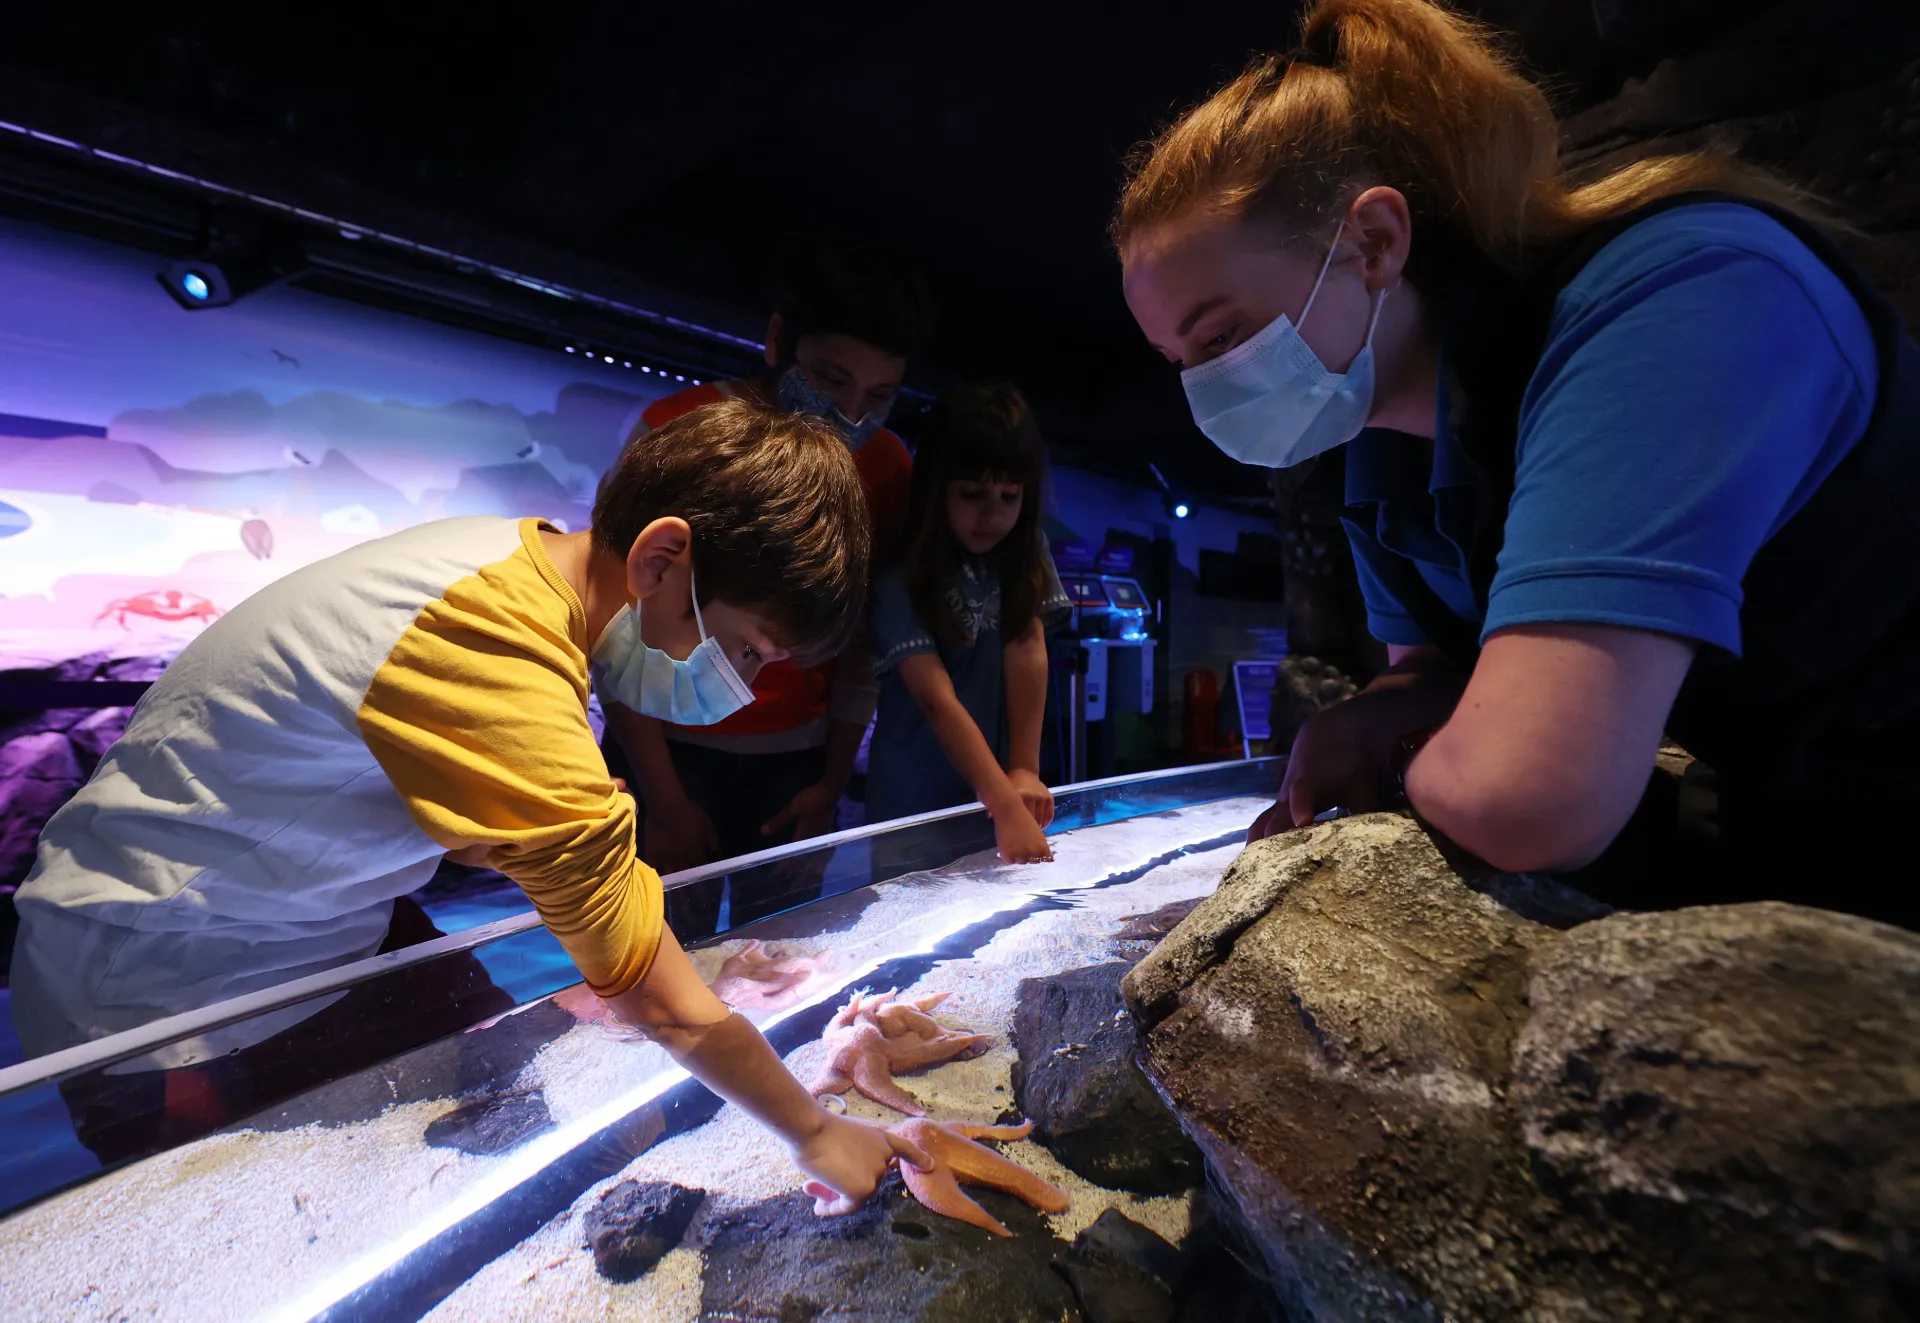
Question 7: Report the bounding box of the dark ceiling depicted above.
[0,0,1770,508]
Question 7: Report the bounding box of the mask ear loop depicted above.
[687,561,758,706]
[687,563,711,643]
[1295,219,1347,332]
[1360,279,1394,350]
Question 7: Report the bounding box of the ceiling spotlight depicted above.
[565,345,576,353]
[157,220,304,311]
[675,374,686,382]
[641,366,653,374]
[603,355,614,363]
[623,361,632,368]
[158,261,232,309]
[1146,462,1193,521]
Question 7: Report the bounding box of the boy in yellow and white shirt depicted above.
[13,397,930,1207]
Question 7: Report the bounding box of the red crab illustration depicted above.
[95,589,224,630]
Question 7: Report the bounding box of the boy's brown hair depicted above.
[592,397,870,665]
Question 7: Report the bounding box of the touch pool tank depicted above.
[0,759,1279,1322]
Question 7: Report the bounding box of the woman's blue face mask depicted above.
[1179,220,1388,470]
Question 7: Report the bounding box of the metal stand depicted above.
[1065,650,1088,786]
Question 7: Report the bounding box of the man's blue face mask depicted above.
[777,363,893,452]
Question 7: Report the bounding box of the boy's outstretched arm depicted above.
[603,926,930,1212]
[355,613,917,1212]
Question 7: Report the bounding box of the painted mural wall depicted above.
[0,214,679,675]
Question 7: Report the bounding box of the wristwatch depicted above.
[1387,725,1442,806]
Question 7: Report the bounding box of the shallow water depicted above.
[0,793,1268,1323]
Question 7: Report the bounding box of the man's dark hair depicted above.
[767,232,936,364]
[592,398,870,665]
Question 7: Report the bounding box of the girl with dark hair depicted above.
[867,384,1071,870]
[1115,0,1918,924]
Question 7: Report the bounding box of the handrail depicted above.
[0,757,1275,1094]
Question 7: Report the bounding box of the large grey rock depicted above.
[1513,903,1920,1320]
[1126,815,1564,1321]
[1123,813,1920,1321]
[1012,962,1203,1195]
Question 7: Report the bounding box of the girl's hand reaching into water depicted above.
[987,791,1054,864]
[1005,769,1054,829]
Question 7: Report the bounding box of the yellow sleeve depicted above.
[355,545,663,997]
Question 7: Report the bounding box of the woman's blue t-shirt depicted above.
[1344,202,1881,658]
[866,554,1070,824]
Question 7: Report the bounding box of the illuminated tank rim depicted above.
[0,757,1279,1096]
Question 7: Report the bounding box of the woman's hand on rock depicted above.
[1253,664,1467,842]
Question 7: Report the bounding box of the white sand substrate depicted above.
[0,797,1264,1323]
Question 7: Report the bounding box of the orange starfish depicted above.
[709,939,824,1011]
[809,989,991,1116]
[889,1118,1071,1237]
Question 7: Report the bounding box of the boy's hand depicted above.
[797,1112,934,1216]
[647,797,718,876]
[1005,769,1054,828]
[762,782,839,845]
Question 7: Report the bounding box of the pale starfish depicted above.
[809,989,991,1116]
[888,1118,1071,1237]
[709,939,824,1011]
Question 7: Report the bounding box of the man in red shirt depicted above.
[602,234,933,926]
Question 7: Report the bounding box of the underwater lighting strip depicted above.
[0,759,1275,1097]
[263,818,1248,1323]
[0,118,763,353]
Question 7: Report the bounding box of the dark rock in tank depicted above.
[1012,962,1202,1195]
[700,1169,1078,1322]
[1113,898,1204,943]
[583,1179,704,1283]
[1173,1195,1289,1323]
[424,1088,554,1156]
[1054,1208,1185,1323]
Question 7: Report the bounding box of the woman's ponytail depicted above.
[1114,0,1823,271]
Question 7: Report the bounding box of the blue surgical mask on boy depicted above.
[777,363,892,452]
[590,566,755,724]
[1180,220,1388,470]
